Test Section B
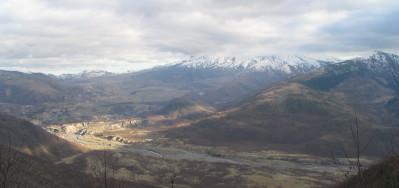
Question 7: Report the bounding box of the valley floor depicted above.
[45,119,363,187]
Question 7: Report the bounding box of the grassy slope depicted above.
[166,83,395,157]
[0,114,84,161]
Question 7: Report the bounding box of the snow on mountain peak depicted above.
[358,51,398,62]
[176,55,339,73]
[353,51,399,72]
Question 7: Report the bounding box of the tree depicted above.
[91,150,118,188]
[332,109,373,188]
[0,129,30,188]
[170,171,176,188]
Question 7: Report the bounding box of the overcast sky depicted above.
[0,0,398,74]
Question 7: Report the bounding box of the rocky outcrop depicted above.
[46,118,144,135]
[104,136,133,144]
[44,118,148,146]
[76,129,93,136]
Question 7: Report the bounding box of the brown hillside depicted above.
[0,114,85,161]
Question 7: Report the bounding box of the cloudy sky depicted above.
[0,0,398,74]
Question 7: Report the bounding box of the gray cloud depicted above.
[0,0,398,74]
[300,4,399,54]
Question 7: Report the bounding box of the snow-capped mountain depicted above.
[170,51,399,159]
[356,51,399,72]
[135,55,339,105]
[173,55,339,73]
[315,51,399,77]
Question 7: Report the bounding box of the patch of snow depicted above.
[172,55,340,73]
[355,51,399,72]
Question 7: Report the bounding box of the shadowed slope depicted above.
[0,114,84,161]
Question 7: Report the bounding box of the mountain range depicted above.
[175,55,337,72]
[165,51,399,157]
[134,55,338,105]
[0,54,338,125]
